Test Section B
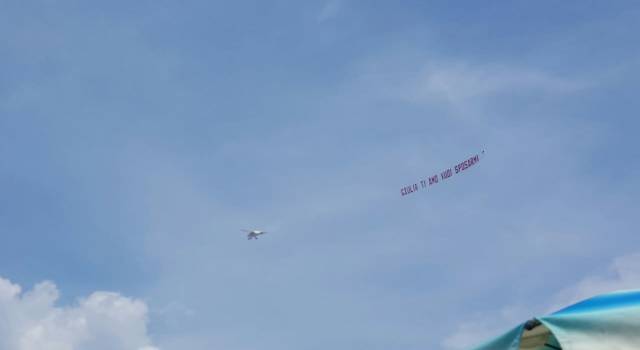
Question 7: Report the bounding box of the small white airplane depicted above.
[242,229,267,240]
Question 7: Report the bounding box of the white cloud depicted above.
[0,277,158,350]
[548,252,640,312]
[442,252,640,350]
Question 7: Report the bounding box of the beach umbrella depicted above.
[472,290,640,350]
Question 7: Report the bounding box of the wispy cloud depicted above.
[317,0,344,22]
[548,252,640,312]
[354,56,591,114]
[441,305,529,350]
[442,252,640,349]
[409,63,588,104]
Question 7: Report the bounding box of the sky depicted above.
[1,1,640,349]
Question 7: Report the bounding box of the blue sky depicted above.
[1,1,640,349]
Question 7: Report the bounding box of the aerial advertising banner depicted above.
[400,150,484,197]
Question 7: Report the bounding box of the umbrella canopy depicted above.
[471,290,640,350]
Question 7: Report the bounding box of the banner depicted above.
[400,150,484,197]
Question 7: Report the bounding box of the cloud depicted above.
[0,277,158,350]
[442,252,640,350]
[441,305,530,350]
[548,252,640,312]
[408,63,587,104]
[354,56,589,113]
[317,0,343,22]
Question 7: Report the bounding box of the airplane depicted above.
[242,229,267,240]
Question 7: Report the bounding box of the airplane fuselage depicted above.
[247,230,265,240]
